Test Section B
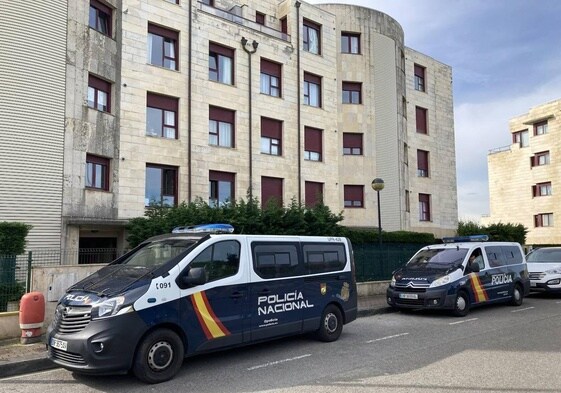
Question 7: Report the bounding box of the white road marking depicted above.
[512,306,535,313]
[449,318,478,325]
[366,332,409,343]
[556,301,561,304]
[247,354,312,371]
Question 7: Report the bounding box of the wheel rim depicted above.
[147,340,173,371]
[514,287,521,302]
[324,312,338,334]
[456,295,466,311]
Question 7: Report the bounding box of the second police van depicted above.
[46,224,357,384]
[386,236,530,316]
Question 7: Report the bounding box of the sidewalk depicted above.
[0,294,391,379]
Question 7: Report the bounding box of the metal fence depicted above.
[0,243,422,312]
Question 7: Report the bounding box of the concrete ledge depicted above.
[357,280,390,297]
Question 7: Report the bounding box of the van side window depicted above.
[252,242,301,279]
[190,240,240,282]
[501,246,522,264]
[485,246,505,268]
[303,243,346,274]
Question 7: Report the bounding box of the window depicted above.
[531,151,550,167]
[341,32,360,54]
[86,154,109,191]
[209,106,235,147]
[252,242,300,279]
[416,106,428,134]
[342,82,362,104]
[146,93,178,138]
[513,130,529,147]
[201,0,214,5]
[261,117,282,156]
[303,19,321,54]
[87,74,111,112]
[405,190,410,212]
[305,181,323,208]
[164,0,178,3]
[532,182,552,197]
[419,193,431,221]
[344,185,363,208]
[89,0,112,37]
[256,11,265,25]
[260,58,281,97]
[304,127,322,162]
[414,64,425,92]
[535,213,554,228]
[417,150,429,177]
[343,133,362,155]
[534,121,548,136]
[147,24,178,70]
[209,42,234,85]
[145,164,177,206]
[280,17,288,34]
[209,171,235,207]
[261,176,283,208]
[404,143,409,165]
[303,243,346,274]
[304,72,321,107]
[190,240,240,282]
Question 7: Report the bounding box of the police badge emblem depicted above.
[340,282,350,301]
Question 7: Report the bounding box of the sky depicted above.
[307,0,561,222]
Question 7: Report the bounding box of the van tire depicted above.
[510,284,524,306]
[316,305,343,342]
[132,328,184,384]
[452,291,470,317]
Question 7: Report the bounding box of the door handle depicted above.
[230,291,244,299]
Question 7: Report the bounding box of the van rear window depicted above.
[253,243,300,279]
[302,243,346,274]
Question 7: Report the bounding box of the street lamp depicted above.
[371,178,385,247]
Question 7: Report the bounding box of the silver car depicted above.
[526,247,561,293]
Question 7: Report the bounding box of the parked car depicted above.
[526,247,561,293]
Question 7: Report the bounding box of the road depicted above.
[2,294,561,393]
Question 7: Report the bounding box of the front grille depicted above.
[394,286,427,293]
[53,305,92,334]
[49,346,86,365]
[396,298,425,306]
[529,272,546,280]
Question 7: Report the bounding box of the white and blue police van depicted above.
[386,235,530,316]
[47,224,357,383]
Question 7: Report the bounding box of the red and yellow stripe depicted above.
[469,273,488,303]
[190,291,230,340]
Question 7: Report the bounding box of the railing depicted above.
[488,145,512,155]
[198,2,291,42]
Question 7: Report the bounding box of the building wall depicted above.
[0,1,67,249]
[406,49,457,238]
[484,99,561,245]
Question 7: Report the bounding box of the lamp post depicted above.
[371,178,385,247]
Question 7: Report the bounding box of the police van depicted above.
[386,236,530,316]
[47,224,357,383]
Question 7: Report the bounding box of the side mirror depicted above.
[177,267,207,289]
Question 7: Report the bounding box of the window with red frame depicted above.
[209,170,235,207]
[304,72,321,107]
[89,0,112,37]
[342,82,362,104]
[344,185,363,208]
[86,154,110,191]
[303,19,321,54]
[530,151,550,167]
[256,11,265,25]
[209,106,235,147]
[87,74,111,112]
[343,133,362,155]
[261,176,283,208]
[419,193,431,221]
[341,32,360,54]
[535,213,553,227]
[209,42,234,85]
[417,149,429,177]
[146,92,178,139]
[145,164,177,207]
[304,127,322,162]
[148,23,178,70]
[414,63,425,92]
[260,58,281,97]
[416,106,428,134]
[305,181,323,208]
[261,117,282,156]
[532,182,552,197]
[534,121,548,136]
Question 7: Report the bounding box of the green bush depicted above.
[344,229,436,244]
[0,222,32,255]
[458,220,527,244]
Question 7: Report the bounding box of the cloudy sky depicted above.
[308,0,561,222]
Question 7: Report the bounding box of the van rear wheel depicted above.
[132,328,184,384]
[510,284,524,306]
[316,305,343,342]
[452,291,470,317]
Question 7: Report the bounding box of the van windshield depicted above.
[407,248,468,270]
[120,238,198,269]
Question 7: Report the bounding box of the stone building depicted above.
[0,0,457,255]
[484,99,561,245]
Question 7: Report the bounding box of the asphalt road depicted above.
[2,294,561,393]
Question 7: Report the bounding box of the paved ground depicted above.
[0,294,391,379]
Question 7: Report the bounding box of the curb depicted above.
[0,357,58,379]
[357,306,396,318]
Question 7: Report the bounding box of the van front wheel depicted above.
[510,284,524,306]
[316,305,343,342]
[132,328,184,384]
[452,291,470,317]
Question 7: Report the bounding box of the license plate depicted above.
[51,337,68,351]
[530,282,537,287]
[399,293,418,300]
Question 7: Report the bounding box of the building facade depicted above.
[1,0,457,255]
[484,99,561,245]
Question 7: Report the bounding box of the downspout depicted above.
[188,0,193,202]
[241,37,258,200]
[295,1,302,205]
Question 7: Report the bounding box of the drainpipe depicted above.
[295,1,302,205]
[188,0,193,202]
[241,37,258,200]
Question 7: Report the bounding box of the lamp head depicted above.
[371,178,385,192]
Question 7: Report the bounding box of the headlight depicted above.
[390,276,396,288]
[430,275,451,288]
[92,296,129,319]
[545,268,561,274]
